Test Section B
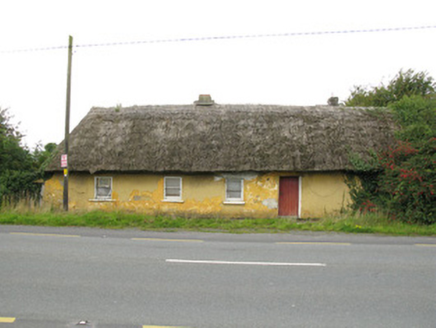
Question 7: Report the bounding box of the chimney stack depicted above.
[194,94,215,106]
[327,96,339,106]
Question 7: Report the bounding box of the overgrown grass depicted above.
[1,208,435,236]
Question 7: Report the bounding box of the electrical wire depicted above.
[1,25,435,54]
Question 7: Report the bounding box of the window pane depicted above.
[226,178,242,200]
[97,186,111,198]
[227,180,241,192]
[166,187,180,197]
[96,177,112,199]
[227,190,241,199]
[98,177,111,188]
[165,178,180,188]
[165,177,181,198]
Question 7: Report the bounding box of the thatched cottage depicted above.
[44,96,395,218]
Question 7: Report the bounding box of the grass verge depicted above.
[0,210,435,236]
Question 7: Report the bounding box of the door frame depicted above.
[278,176,302,217]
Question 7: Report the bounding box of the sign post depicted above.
[63,36,73,212]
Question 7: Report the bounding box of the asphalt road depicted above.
[0,225,435,328]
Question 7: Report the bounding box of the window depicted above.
[225,178,244,203]
[95,177,112,200]
[164,177,182,201]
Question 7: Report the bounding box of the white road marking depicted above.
[166,259,326,266]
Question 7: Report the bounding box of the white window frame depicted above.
[163,176,183,202]
[299,176,302,218]
[224,178,245,204]
[94,176,113,200]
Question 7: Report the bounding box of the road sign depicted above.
[61,154,68,168]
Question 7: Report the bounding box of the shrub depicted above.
[378,138,436,224]
[345,70,436,225]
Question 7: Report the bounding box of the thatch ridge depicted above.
[46,104,396,173]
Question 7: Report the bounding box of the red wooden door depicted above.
[278,177,299,217]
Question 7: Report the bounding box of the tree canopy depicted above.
[346,69,436,224]
[345,69,436,107]
[0,107,55,206]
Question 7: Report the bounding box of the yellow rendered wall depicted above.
[43,172,350,218]
[300,172,350,218]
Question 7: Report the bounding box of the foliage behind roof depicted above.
[46,104,396,173]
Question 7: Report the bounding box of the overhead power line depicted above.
[1,25,435,54]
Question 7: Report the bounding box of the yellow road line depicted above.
[0,317,16,323]
[415,244,436,247]
[276,242,351,245]
[132,238,203,243]
[9,232,80,238]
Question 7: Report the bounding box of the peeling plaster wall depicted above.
[43,172,350,218]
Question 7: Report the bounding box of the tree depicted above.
[346,70,436,224]
[33,142,57,172]
[0,107,55,206]
[345,69,436,107]
[0,108,34,173]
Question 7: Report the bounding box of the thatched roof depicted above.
[46,104,396,173]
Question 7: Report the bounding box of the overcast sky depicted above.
[1,0,435,148]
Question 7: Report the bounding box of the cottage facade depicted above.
[44,99,395,218]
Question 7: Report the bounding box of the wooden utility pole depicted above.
[63,36,73,211]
